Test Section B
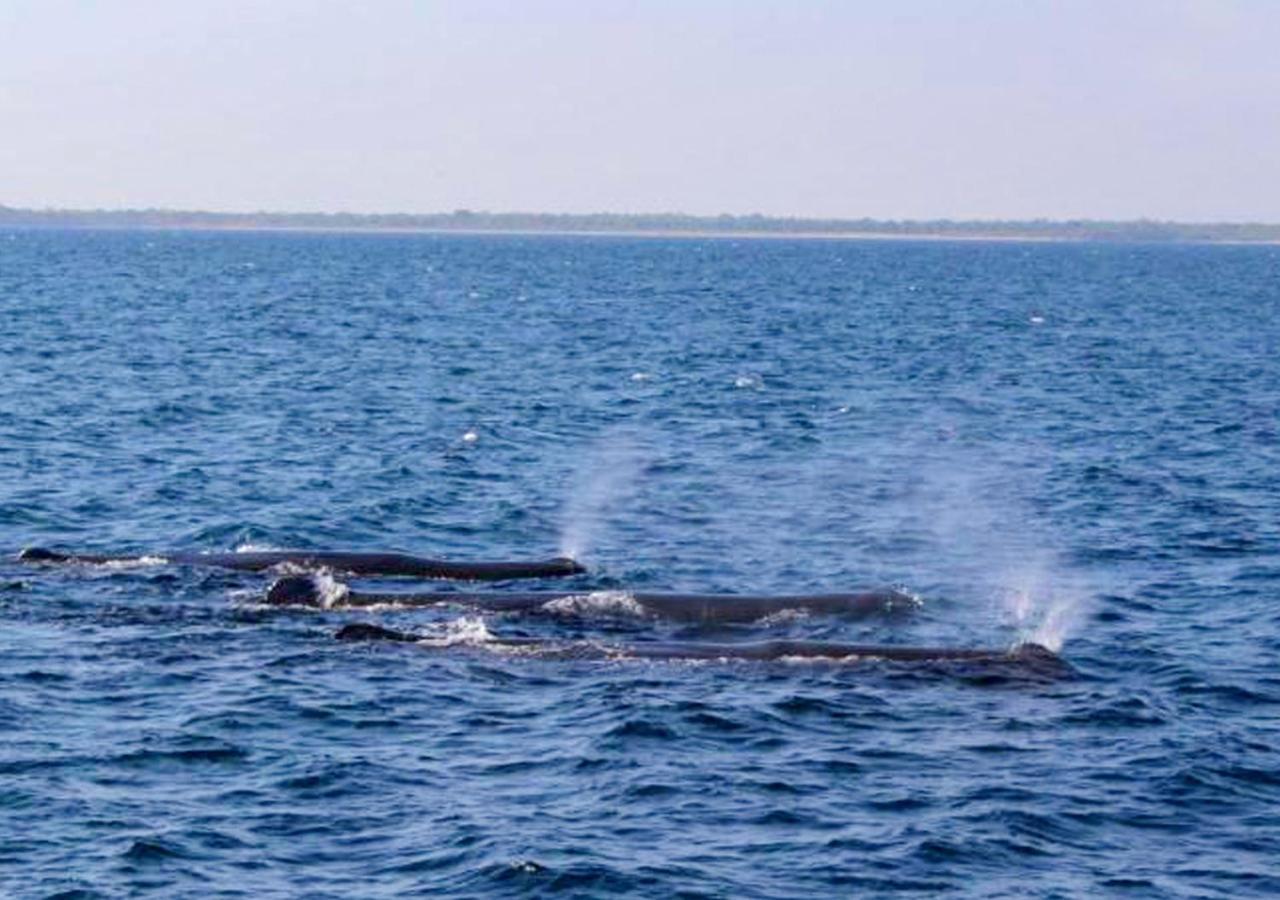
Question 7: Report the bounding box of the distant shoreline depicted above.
[3,222,1080,244]
[3,205,1280,244]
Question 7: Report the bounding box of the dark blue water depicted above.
[2,230,1278,897]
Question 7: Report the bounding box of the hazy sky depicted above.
[3,1,1278,221]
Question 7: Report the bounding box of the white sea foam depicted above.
[415,615,495,648]
[601,642,646,662]
[97,556,168,570]
[414,618,549,657]
[248,573,352,609]
[753,608,811,626]
[887,588,925,612]
[774,653,867,665]
[268,561,315,576]
[309,573,351,610]
[539,590,648,619]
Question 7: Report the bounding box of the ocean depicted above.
[1,229,1277,897]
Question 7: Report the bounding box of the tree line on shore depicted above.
[2,204,1277,242]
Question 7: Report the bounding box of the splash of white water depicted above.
[416,616,495,647]
[996,560,1088,653]
[540,590,647,619]
[96,556,168,570]
[308,572,351,610]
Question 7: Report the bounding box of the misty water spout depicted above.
[559,432,647,562]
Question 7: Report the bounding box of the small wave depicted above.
[345,601,435,612]
[226,588,262,604]
[122,838,190,863]
[415,616,496,648]
[116,745,248,766]
[540,590,648,619]
[602,718,679,740]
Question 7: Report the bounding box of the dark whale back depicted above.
[264,575,918,622]
[19,546,586,580]
[18,547,70,563]
[334,622,1070,673]
[266,575,333,606]
[336,623,418,642]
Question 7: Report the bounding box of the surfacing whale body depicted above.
[264,574,918,623]
[18,546,585,581]
[335,622,1067,672]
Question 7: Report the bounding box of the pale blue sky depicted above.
[2,0,1278,220]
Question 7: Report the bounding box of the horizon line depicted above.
[3,202,1280,229]
[5,204,1280,245]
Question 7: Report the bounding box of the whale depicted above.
[335,622,1067,671]
[264,574,918,623]
[17,546,585,581]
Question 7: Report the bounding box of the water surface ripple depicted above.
[2,231,1278,897]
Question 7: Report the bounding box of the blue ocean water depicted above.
[1,229,1278,898]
